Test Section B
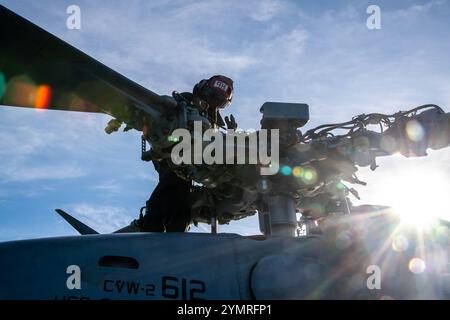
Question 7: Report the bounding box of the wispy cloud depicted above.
[1,163,85,182]
[0,125,57,158]
[248,0,284,22]
[91,180,121,193]
[70,204,133,233]
[394,0,447,17]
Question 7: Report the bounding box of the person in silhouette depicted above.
[141,75,236,232]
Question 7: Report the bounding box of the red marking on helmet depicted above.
[213,80,229,91]
[209,77,233,98]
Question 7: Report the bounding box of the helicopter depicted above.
[0,4,449,300]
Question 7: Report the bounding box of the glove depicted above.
[225,114,238,130]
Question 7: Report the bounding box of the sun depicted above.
[369,165,450,228]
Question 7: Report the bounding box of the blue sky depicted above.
[1,0,450,241]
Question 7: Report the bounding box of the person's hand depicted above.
[225,114,238,130]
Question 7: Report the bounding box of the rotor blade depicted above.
[55,209,99,235]
[0,5,175,130]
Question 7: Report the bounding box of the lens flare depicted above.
[336,182,346,190]
[34,85,52,109]
[392,234,409,252]
[2,76,52,110]
[292,166,302,177]
[259,178,271,192]
[406,120,425,142]
[336,231,352,249]
[0,72,6,101]
[301,167,318,184]
[167,135,179,142]
[280,165,292,176]
[4,76,36,106]
[408,258,426,274]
